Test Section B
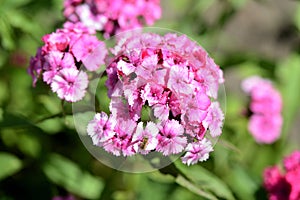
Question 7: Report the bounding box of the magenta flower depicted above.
[51,67,88,102]
[87,33,224,165]
[242,76,283,144]
[63,0,161,38]
[284,151,300,171]
[264,151,300,200]
[264,166,291,200]
[181,138,213,166]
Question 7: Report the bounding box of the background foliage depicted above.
[0,0,300,199]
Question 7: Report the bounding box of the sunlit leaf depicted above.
[0,152,22,180]
[175,162,235,200]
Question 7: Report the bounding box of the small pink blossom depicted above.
[132,122,159,154]
[103,119,137,156]
[156,120,187,156]
[87,112,115,145]
[203,102,224,137]
[181,138,213,166]
[51,67,88,102]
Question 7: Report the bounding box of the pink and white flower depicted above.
[181,138,213,166]
[51,67,88,102]
[156,120,187,156]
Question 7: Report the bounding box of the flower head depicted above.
[28,22,107,102]
[87,33,224,165]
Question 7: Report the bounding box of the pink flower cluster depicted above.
[63,0,161,38]
[87,33,224,165]
[28,22,107,102]
[241,76,283,144]
[264,151,300,200]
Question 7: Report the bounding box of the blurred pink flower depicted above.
[284,151,300,171]
[52,195,76,200]
[63,0,161,38]
[242,76,283,144]
[248,114,282,144]
[264,166,291,200]
[264,151,300,200]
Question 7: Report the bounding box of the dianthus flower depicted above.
[87,33,224,165]
[264,150,300,200]
[241,76,283,144]
[63,0,161,38]
[28,22,107,102]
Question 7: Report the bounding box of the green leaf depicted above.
[176,175,218,200]
[0,18,15,50]
[0,0,31,9]
[0,152,22,180]
[175,162,235,200]
[17,133,41,157]
[276,54,300,140]
[43,154,104,199]
[224,165,258,200]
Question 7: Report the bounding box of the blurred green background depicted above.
[0,0,300,199]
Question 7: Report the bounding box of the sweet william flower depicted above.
[264,151,300,200]
[132,122,159,155]
[156,120,187,156]
[87,112,115,146]
[28,21,107,102]
[87,33,224,165]
[181,138,213,166]
[51,67,88,102]
[63,0,161,37]
[242,76,283,144]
